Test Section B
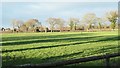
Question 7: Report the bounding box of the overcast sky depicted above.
[1,2,118,28]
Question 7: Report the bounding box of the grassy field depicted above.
[1,31,120,67]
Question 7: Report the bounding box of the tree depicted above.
[82,13,97,31]
[69,20,74,30]
[1,27,5,31]
[25,19,41,32]
[96,18,103,30]
[46,18,57,32]
[68,18,79,31]
[19,24,27,32]
[56,18,65,32]
[44,26,49,33]
[12,19,23,32]
[106,10,118,30]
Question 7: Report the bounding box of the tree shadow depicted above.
[2,51,83,67]
[2,37,118,53]
[2,36,119,53]
[2,35,104,46]
[92,46,119,54]
[41,51,84,63]
[2,45,120,68]
[2,33,92,42]
[2,41,87,53]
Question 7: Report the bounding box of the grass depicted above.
[1,31,120,67]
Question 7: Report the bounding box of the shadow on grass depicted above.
[2,51,83,66]
[94,46,120,53]
[41,51,84,63]
[2,33,92,42]
[2,46,120,68]
[89,46,119,55]
[2,36,119,53]
[2,35,104,46]
[3,34,119,46]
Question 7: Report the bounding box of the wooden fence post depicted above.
[106,58,110,68]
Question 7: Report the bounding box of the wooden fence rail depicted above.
[7,53,120,68]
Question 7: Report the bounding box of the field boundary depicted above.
[7,52,120,68]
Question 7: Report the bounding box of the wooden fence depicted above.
[7,53,120,68]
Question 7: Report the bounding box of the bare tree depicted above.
[56,18,65,32]
[19,24,27,32]
[96,18,104,30]
[106,10,118,30]
[25,19,41,32]
[82,13,97,31]
[12,19,23,32]
[68,18,79,31]
[46,18,57,32]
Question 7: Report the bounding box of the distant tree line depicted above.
[1,10,118,33]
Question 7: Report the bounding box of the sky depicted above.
[1,0,119,2]
[1,2,118,28]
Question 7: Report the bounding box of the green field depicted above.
[1,31,120,67]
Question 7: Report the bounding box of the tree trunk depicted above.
[60,29,62,32]
[45,27,47,33]
[51,29,53,32]
[13,27,14,33]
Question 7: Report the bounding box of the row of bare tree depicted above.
[10,10,118,32]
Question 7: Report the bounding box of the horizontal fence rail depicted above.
[6,53,120,68]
